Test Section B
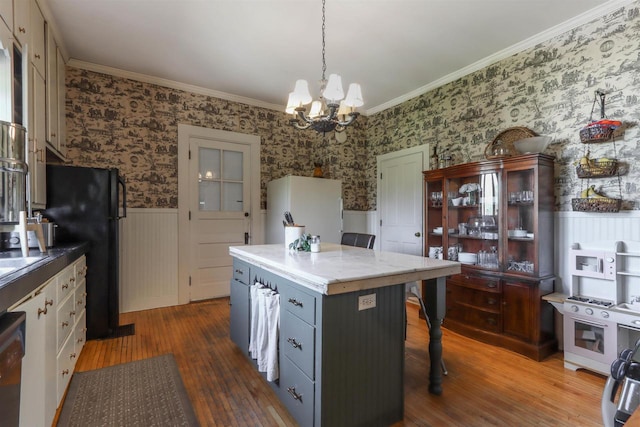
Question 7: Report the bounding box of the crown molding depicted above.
[67,59,285,112]
[365,0,637,115]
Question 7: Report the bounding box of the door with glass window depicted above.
[190,137,250,301]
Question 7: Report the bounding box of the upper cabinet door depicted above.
[46,24,58,147]
[0,0,13,33]
[29,0,45,77]
[14,0,30,46]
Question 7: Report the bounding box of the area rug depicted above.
[58,354,199,427]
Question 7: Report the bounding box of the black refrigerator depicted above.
[44,164,127,340]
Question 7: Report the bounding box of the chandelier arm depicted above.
[335,112,360,127]
[290,118,312,130]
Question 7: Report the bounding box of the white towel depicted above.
[248,282,263,356]
[248,281,280,382]
[265,292,280,381]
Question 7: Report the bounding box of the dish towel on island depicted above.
[248,281,280,381]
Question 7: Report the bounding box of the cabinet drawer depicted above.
[447,284,501,312]
[282,285,316,326]
[56,293,75,351]
[233,261,251,285]
[74,256,87,283]
[449,274,501,293]
[446,303,501,333]
[56,331,76,404]
[280,355,315,427]
[75,310,87,358]
[57,265,76,302]
[282,310,315,380]
[75,281,87,316]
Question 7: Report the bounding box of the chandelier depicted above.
[285,0,363,134]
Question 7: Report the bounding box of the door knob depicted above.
[415,232,421,237]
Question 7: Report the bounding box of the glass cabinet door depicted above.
[426,179,444,260]
[445,172,500,270]
[505,168,536,275]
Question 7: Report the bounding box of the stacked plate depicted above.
[458,252,477,265]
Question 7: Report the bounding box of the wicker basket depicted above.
[579,123,615,143]
[576,159,618,178]
[571,197,621,212]
[485,127,536,159]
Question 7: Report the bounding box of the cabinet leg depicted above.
[423,277,446,395]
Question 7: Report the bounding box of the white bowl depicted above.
[513,136,552,154]
[508,229,527,238]
[451,197,463,206]
[458,252,477,264]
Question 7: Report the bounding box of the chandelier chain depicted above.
[321,0,326,82]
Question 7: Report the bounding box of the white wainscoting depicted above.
[119,208,179,313]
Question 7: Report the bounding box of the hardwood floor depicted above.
[62,299,607,426]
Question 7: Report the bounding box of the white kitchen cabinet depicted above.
[13,0,29,46]
[46,23,58,149]
[56,46,66,157]
[0,0,12,33]
[29,0,44,76]
[10,255,87,427]
[27,62,46,208]
[11,277,56,427]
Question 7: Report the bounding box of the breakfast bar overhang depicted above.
[229,243,460,426]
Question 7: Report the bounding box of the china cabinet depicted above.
[424,153,556,360]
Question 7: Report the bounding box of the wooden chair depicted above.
[340,232,375,249]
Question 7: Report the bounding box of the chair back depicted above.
[341,232,375,249]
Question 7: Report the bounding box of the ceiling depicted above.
[44,0,626,115]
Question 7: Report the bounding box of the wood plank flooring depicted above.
[60,299,607,426]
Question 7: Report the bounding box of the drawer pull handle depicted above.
[287,337,302,349]
[45,299,54,307]
[62,321,69,327]
[34,53,41,59]
[70,277,75,282]
[288,298,303,307]
[62,283,69,290]
[70,352,77,359]
[70,311,76,316]
[62,369,69,376]
[486,282,497,288]
[487,298,497,305]
[486,318,496,325]
[19,27,26,33]
[77,338,84,343]
[287,387,303,401]
[37,307,47,317]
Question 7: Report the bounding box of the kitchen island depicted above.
[229,243,460,427]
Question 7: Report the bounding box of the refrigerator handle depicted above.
[118,175,127,219]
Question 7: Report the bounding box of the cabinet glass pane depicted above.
[426,180,444,260]
[446,172,500,269]
[506,169,535,275]
[223,182,243,211]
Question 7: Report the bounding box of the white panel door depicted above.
[377,147,427,256]
[189,138,250,301]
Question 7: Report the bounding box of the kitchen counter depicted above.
[0,242,89,313]
[229,243,461,295]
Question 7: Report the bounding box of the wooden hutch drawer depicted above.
[446,304,502,333]
[449,273,501,293]
[447,283,501,312]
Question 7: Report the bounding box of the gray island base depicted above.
[229,243,460,426]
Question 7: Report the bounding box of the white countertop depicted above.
[229,243,461,295]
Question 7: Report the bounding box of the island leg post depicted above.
[422,276,446,395]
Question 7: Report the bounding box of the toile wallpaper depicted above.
[64,1,640,212]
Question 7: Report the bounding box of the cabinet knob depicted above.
[415,232,421,237]
[287,387,303,401]
[287,337,302,349]
[288,298,303,307]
